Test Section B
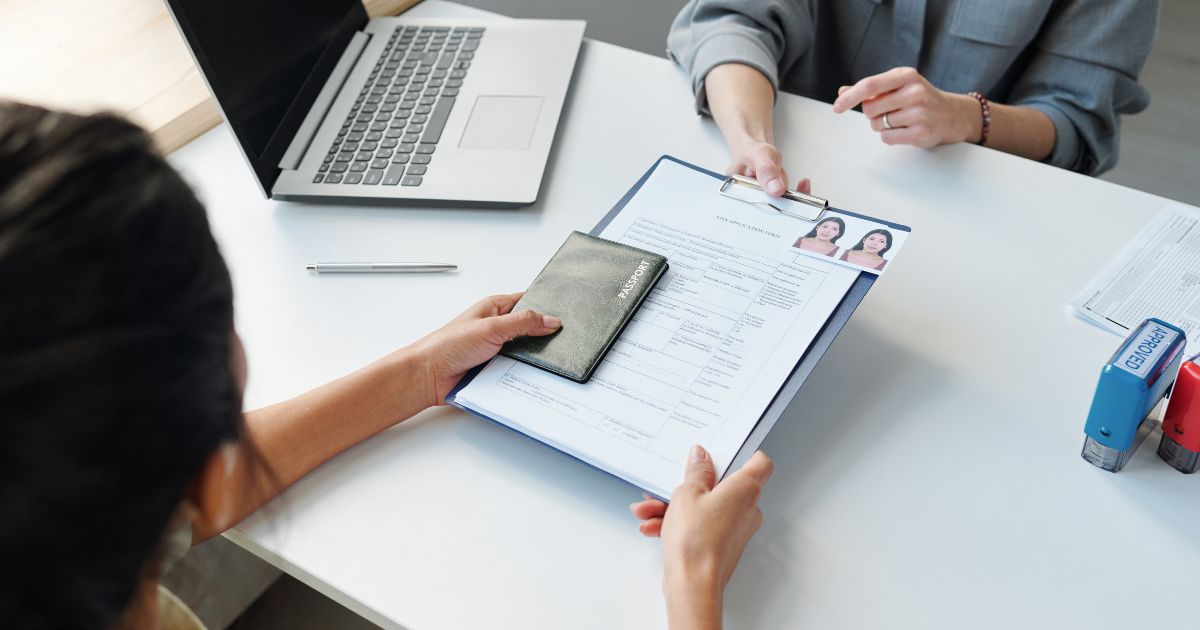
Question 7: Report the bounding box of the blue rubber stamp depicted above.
[1082,318,1186,472]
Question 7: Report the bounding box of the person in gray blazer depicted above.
[667,0,1159,195]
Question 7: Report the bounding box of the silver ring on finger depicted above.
[883,112,895,130]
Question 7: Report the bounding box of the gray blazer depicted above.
[667,0,1160,175]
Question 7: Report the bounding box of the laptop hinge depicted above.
[279,30,371,171]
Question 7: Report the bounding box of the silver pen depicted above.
[305,262,457,273]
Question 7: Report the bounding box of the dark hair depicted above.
[849,228,894,256]
[0,103,244,629]
[802,217,846,245]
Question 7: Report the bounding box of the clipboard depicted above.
[449,155,908,498]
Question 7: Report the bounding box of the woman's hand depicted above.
[726,139,812,196]
[833,66,981,149]
[704,63,811,197]
[631,446,774,630]
[409,293,561,407]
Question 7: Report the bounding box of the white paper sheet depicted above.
[455,160,860,498]
[1072,201,1200,348]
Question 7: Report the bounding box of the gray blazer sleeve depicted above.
[1006,0,1158,175]
[666,0,815,115]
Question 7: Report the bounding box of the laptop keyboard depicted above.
[314,26,483,187]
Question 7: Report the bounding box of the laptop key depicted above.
[312,174,324,183]
[371,158,389,169]
[401,176,423,186]
[408,124,424,134]
[442,88,459,97]
[402,133,420,143]
[364,169,384,185]
[412,154,431,165]
[416,144,436,155]
[345,173,363,184]
[421,97,455,144]
[383,164,405,185]
[331,163,349,173]
[396,143,416,154]
[350,163,368,173]
[391,153,410,164]
[325,173,343,184]
[407,165,427,176]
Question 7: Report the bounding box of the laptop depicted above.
[165,1,585,208]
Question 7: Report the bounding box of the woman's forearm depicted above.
[948,93,1055,161]
[190,347,433,541]
[705,63,776,148]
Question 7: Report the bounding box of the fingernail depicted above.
[767,178,783,193]
[543,314,561,328]
[689,444,707,463]
[629,502,639,513]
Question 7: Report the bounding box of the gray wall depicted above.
[457,0,687,58]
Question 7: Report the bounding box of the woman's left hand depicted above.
[409,293,561,407]
[833,67,980,149]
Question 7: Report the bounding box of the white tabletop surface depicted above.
[168,2,1198,628]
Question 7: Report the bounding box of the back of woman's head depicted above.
[0,103,242,629]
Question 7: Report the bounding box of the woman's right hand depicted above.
[631,446,774,630]
[407,292,561,408]
[726,139,811,197]
[703,64,811,198]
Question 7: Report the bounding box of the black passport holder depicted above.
[501,231,668,383]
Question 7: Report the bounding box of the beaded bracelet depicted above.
[967,91,991,146]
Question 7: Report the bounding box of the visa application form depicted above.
[455,160,859,498]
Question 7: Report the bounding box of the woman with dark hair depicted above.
[792,216,845,257]
[0,103,771,630]
[840,229,893,271]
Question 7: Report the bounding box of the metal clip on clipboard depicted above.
[718,174,830,222]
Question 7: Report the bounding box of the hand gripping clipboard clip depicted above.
[718,174,830,222]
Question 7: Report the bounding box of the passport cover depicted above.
[501,231,668,383]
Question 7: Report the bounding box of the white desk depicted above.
[169,2,1199,628]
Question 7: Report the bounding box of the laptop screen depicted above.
[166,0,367,193]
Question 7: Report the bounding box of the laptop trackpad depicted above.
[459,96,544,150]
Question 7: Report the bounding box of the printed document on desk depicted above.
[1073,201,1200,348]
[452,158,883,499]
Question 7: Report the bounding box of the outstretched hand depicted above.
[631,446,773,629]
[833,66,979,149]
[726,139,812,197]
[409,293,561,407]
